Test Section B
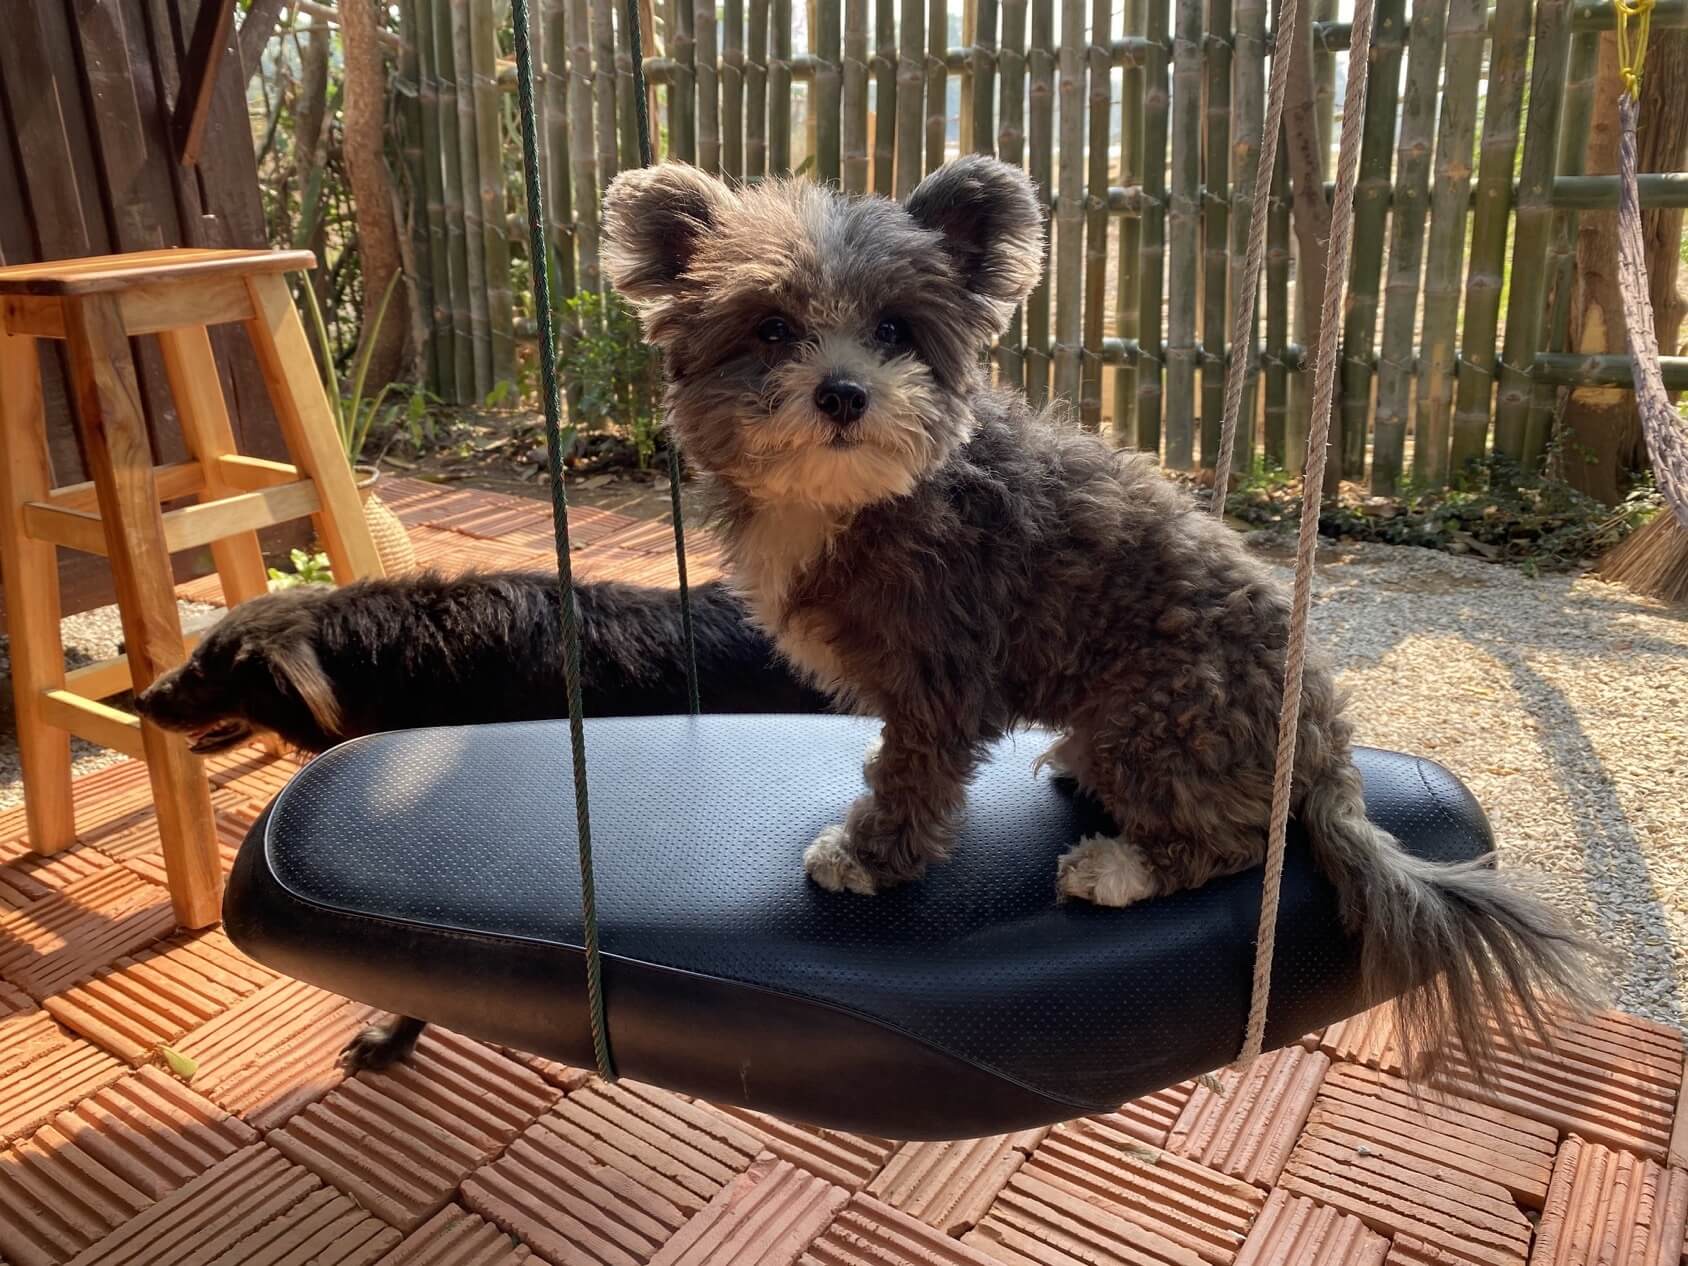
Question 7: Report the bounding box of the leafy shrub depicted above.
[267,549,334,590]
[559,289,664,467]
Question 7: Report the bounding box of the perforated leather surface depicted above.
[246,716,1491,1113]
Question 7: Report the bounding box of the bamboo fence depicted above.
[397,0,1688,494]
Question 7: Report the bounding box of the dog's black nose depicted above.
[814,378,869,424]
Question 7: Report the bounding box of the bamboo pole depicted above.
[544,0,580,415]
[1369,0,1450,494]
[874,0,897,190]
[841,0,868,188]
[568,0,603,293]
[997,0,1027,385]
[960,1,976,152]
[974,0,999,155]
[1080,0,1109,427]
[1312,0,1337,173]
[617,2,639,167]
[1493,0,1571,463]
[896,0,925,193]
[748,0,769,177]
[1448,0,1530,471]
[450,0,493,395]
[725,0,746,180]
[1528,26,1598,452]
[1054,0,1085,409]
[1411,0,1484,488]
[1336,0,1404,481]
[398,0,434,390]
[411,0,454,399]
[695,0,720,171]
[1162,0,1201,466]
[471,0,514,389]
[591,0,620,182]
[673,0,698,159]
[1227,0,1267,468]
[770,0,792,171]
[816,0,844,183]
[1264,138,1290,463]
[1201,0,1233,467]
[927,0,949,172]
[1134,0,1169,453]
[431,0,474,398]
[1283,0,1323,475]
[1113,0,1145,444]
[1026,0,1055,404]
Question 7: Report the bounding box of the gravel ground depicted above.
[3,546,1685,1028]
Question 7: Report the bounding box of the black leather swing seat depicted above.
[225,714,1493,1139]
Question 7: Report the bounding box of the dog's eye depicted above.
[757,316,793,344]
[875,317,911,348]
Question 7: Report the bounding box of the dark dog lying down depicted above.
[136,570,830,1067]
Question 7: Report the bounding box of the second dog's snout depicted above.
[814,378,869,424]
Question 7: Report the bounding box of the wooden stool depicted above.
[0,248,384,928]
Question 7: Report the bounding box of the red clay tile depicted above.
[62,1144,400,1265]
[461,1080,765,1264]
[1280,1075,1534,1266]
[268,1029,557,1232]
[1231,1189,1387,1266]
[496,1047,593,1091]
[649,1154,849,1265]
[800,1195,1002,1266]
[1009,1113,1266,1264]
[0,1067,254,1265]
[1305,1063,1558,1208]
[717,1105,899,1190]
[0,836,114,911]
[866,1130,1046,1234]
[1529,1135,1688,1266]
[373,1204,534,1265]
[963,1170,1209,1266]
[1109,1079,1200,1148]
[1319,1002,1683,1163]
[1167,1047,1328,1188]
[0,1010,125,1144]
[45,927,277,1065]
[0,868,175,1000]
[172,978,376,1130]
[0,979,31,1017]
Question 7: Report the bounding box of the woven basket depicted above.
[353,465,417,577]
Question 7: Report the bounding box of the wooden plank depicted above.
[61,292,221,928]
[160,480,323,554]
[21,502,110,555]
[0,328,76,852]
[157,324,271,607]
[62,630,207,702]
[2,277,254,339]
[39,690,146,760]
[171,0,238,165]
[218,454,304,490]
[47,461,206,511]
[0,250,314,297]
[242,273,385,585]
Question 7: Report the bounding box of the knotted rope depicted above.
[1216,0,1380,1071]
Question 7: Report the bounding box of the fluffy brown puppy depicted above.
[599,153,1597,1081]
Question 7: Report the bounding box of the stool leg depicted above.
[63,296,221,928]
[157,326,270,608]
[242,274,385,585]
[0,330,76,853]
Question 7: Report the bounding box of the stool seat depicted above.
[0,249,318,297]
[0,248,383,928]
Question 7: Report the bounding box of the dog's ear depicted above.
[266,640,345,741]
[603,163,736,302]
[905,156,1045,305]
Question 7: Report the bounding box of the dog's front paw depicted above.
[338,1017,424,1071]
[804,825,880,895]
[1056,835,1160,907]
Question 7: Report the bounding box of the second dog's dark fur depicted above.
[136,571,830,1068]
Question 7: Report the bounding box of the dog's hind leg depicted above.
[340,1014,427,1071]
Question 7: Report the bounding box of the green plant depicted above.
[558,289,663,467]
[267,548,335,590]
[300,271,406,466]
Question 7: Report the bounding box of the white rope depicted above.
[1227,0,1379,1072]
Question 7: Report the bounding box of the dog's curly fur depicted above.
[602,154,1599,1081]
[136,571,830,1068]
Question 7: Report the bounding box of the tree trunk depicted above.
[1559,28,1688,503]
[341,0,412,389]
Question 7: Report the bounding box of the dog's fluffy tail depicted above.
[1299,765,1600,1084]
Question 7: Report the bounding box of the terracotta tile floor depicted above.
[2,479,1686,1265]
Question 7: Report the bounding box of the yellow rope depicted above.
[1616,0,1654,99]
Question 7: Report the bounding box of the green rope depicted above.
[625,0,702,715]
[510,0,615,1083]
